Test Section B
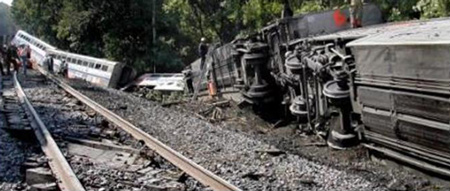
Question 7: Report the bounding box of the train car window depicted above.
[95,63,102,69]
[89,62,95,68]
[82,61,88,66]
[101,65,108,71]
[77,60,82,65]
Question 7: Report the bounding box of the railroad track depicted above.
[10,68,240,191]
[10,72,84,191]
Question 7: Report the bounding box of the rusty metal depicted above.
[36,67,241,191]
[12,72,85,191]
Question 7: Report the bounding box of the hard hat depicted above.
[201,37,206,42]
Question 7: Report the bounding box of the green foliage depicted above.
[241,1,283,34]
[12,0,184,74]
[11,0,450,74]
[294,1,327,14]
[416,0,450,18]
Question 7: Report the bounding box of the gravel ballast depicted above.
[19,71,203,191]
[64,79,394,191]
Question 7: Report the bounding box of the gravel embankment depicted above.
[64,78,393,191]
[19,71,202,191]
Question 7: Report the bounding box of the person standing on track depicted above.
[198,37,208,70]
[183,66,194,94]
[19,45,30,76]
[59,59,68,78]
[0,45,6,75]
[6,43,19,75]
[26,45,31,67]
[44,54,54,73]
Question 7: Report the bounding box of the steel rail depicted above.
[36,67,241,191]
[12,72,85,191]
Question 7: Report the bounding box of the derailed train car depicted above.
[192,4,450,176]
[11,30,136,88]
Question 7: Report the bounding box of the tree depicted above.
[416,0,450,18]
[12,0,185,74]
[11,0,450,74]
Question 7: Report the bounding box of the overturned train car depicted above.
[192,4,450,176]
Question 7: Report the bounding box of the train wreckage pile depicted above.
[189,4,450,178]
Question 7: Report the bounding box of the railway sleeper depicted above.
[13,70,196,191]
[1,75,60,190]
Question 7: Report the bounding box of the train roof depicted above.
[309,17,450,43]
[47,49,120,66]
[17,30,56,49]
[347,18,450,46]
[348,18,450,84]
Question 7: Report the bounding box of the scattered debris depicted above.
[301,142,327,147]
[255,148,286,156]
[26,167,56,185]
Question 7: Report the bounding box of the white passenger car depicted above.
[11,30,56,65]
[47,49,128,88]
[12,30,136,88]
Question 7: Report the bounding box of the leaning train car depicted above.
[11,30,56,66]
[191,3,383,100]
[47,49,134,88]
[288,18,450,176]
[11,30,136,88]
[348,19,450,176]
[191,3,450,176]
